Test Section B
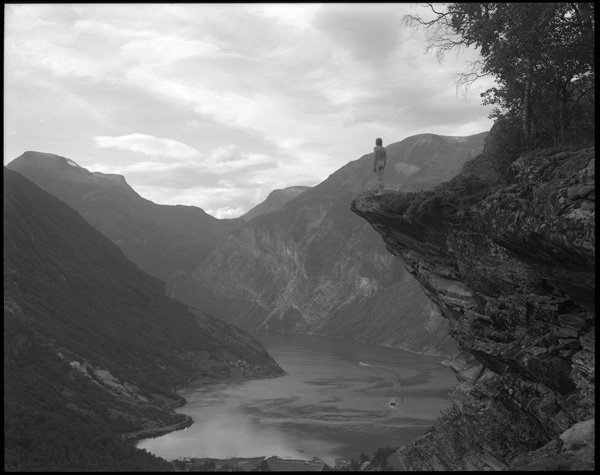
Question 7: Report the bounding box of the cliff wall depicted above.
[351,145,594,470]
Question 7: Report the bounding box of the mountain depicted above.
[3,167,282,471]
[242,186,311,222]
[7,151,243,290]
[175,132,488,355]
[351,135,595,470]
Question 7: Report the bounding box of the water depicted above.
[138,332,456,465]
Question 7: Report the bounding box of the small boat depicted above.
[388,397,398,407]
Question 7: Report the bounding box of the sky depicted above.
[4,3,496,218]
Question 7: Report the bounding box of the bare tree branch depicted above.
[455,60,490,96]
[403,3,467,62]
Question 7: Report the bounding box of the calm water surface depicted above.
[138,332,456,464]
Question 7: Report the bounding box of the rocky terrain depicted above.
[4,167,282,470]
[351,141,595,470]
[176,133,488,355]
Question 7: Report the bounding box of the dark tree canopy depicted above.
[406,3,595,148]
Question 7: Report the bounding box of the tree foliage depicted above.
[406,3,595,148]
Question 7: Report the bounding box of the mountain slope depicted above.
[242,186,311,221]
[3,167,282,471]
[7,152,243,289]
[175,132,488,355]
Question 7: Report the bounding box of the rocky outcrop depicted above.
[351,146,594,470]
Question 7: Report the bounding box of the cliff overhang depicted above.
[351,146,595,470]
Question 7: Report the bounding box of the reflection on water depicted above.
[138,332,456,465]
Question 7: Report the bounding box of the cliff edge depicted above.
[351,145,594,470]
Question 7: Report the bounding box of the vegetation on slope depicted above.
[4,168,281,470]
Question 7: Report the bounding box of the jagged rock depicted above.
[566,184,594,200]
[508,418,595,471]
[558,327,578,338]
[352,146,595,470]
[558,313,587,329]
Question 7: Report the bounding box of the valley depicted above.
[3,168,282,470]
[137,331,456,466]
[8,133,487,357]
[5,3,594,472]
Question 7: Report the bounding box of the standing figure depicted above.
[373,138,387,195]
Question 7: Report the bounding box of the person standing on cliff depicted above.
[373,137,387,195]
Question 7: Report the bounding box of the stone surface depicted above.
[352,145,595,470]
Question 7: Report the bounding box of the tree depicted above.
[405,3,595,147]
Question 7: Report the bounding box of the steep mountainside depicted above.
[3,168,282,471]
[7,152,243,288]
[176,133,488,355]
[242,186,311,221]
[351,143,595,470]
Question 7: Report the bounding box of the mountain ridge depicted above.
[175,132,489,355]
[7,132,487,357]
[242,185,311,222]
[4,167,282,470]
[7,151,244,287]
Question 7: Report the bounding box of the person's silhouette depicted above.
[373,138,387,195]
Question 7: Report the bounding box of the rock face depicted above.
[351,144,595,470]
[7,151,243,287]
[242,186,311,222]
[176,133,488,355]
[4,167,282,470]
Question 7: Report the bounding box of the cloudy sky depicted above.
[4,3,495,218]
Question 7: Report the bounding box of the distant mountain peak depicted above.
[241,185,311,221]
[9,151,131,190]
[6,150,245,284]
[16,151,76,168]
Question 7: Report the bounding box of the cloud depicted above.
[4,4,495,218]
[313,4,405,65]
[120,35,221,63]
[93,134,201,159]
[87,140,291,218]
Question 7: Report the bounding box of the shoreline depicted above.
[130,367,286,444]
[122,416,194,441]
[172,455,328,471]
[251,328,456,359]
[133,333,453,466]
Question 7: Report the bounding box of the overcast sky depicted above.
[4,3,495,218]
